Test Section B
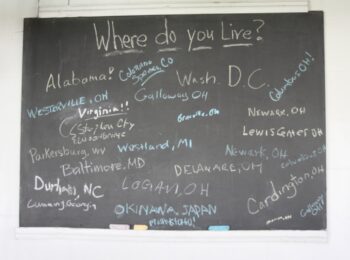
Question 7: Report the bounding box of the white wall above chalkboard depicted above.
[38,0,309,17]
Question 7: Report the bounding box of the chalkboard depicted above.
[20,12,326,230]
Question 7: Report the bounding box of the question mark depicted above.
[253,19,265,41]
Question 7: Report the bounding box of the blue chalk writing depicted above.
[225,145,288,161]
[26,90,109,119]
[281,144,326,169]
[225,145,267,159]
[177,108,220,123]
[300,194,325,217]
[269,51,315,102]
[27,97,86,119]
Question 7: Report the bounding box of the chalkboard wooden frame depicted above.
[15,228,327,242]
[19,5,323,232]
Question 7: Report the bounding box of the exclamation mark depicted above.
[305,51,315,61]
[125,100,129,111]
[302,51,315,66]
[108,66,115,80]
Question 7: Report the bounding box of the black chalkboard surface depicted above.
[20,12,326,230]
